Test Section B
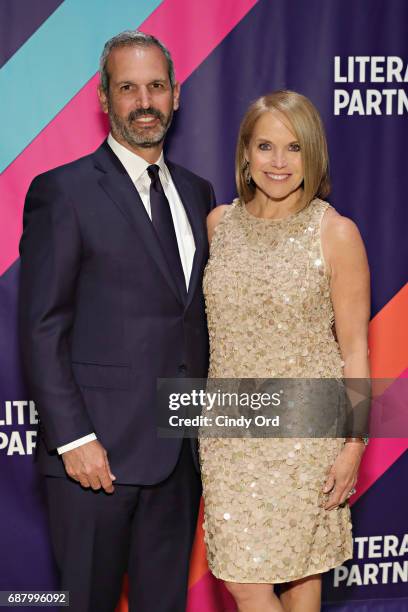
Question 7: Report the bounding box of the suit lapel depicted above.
[167,161,207,310]
[93,141,183,305]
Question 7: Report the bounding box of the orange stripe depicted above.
[115,575,129,612]
[369,283,408,379]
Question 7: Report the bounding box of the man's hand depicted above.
[61,440,116,493]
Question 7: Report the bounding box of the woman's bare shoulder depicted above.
[322,207,362,245]
[321,206,367,276]
[207,204,231,241]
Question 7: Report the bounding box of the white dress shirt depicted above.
[57,134,196,455]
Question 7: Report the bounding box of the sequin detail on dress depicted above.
[199,198,353,583]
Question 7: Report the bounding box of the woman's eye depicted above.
[258,143,271,151]
[289,143,301,152]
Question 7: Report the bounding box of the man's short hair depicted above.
[99,30,175,94]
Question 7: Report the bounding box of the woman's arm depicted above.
[323,209,370,378]
[320,209,371,509]
[207,204,229,243]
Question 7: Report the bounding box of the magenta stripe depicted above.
[145,0,259,84]
[350,438,407,505]
[187,570,236,612]
[0,0,258,276]
[350,370,408,505]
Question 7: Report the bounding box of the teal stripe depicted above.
[0,0,163,173]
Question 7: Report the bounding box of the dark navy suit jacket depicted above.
[18,140,216,485]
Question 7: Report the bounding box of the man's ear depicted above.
[173,82,180,111]
[97,85,109,114]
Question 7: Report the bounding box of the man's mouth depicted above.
[132,115,158,124]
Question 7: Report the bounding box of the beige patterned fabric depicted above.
[199,198,353,583]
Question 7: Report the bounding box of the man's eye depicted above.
[120,84,131,91]
[151,82,164,89]
[289,143,301,152]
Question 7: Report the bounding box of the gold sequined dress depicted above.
[199,198,353,583]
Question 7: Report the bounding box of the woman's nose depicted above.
[271,150,287,168]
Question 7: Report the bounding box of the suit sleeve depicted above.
[207,181,217,212]
[19,173,94,451]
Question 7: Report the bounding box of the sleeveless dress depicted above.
[199,198,353,584]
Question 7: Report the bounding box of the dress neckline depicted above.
[239,197,313,224]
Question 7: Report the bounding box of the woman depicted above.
[199,91,370,612]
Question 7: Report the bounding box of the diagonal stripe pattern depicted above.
[0,0,259,277]
[0,0,64,68]
[0,0,163,173]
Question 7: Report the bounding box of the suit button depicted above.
[178,364,187,374]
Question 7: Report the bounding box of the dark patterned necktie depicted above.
[147,164,187,301]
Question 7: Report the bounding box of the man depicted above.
[19,30,216,612]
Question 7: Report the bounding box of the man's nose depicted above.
[137,86,151,109]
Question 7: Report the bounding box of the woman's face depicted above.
[246,111,304,204]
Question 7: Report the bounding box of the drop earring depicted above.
[244,161,252,185]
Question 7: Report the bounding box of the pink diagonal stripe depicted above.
[349,367,408,505]
[187,570,236,612]
[0,0,258,276]
[350,438,407,505]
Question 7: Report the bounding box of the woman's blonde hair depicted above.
[236,90,330,205]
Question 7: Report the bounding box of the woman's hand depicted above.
[323,441,365,510]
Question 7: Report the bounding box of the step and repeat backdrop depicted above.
[0,1,407,610]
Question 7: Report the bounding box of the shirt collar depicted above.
[107,133,170,185]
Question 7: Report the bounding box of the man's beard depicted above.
[108,104,173,149]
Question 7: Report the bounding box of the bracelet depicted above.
[346,436,369,446]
